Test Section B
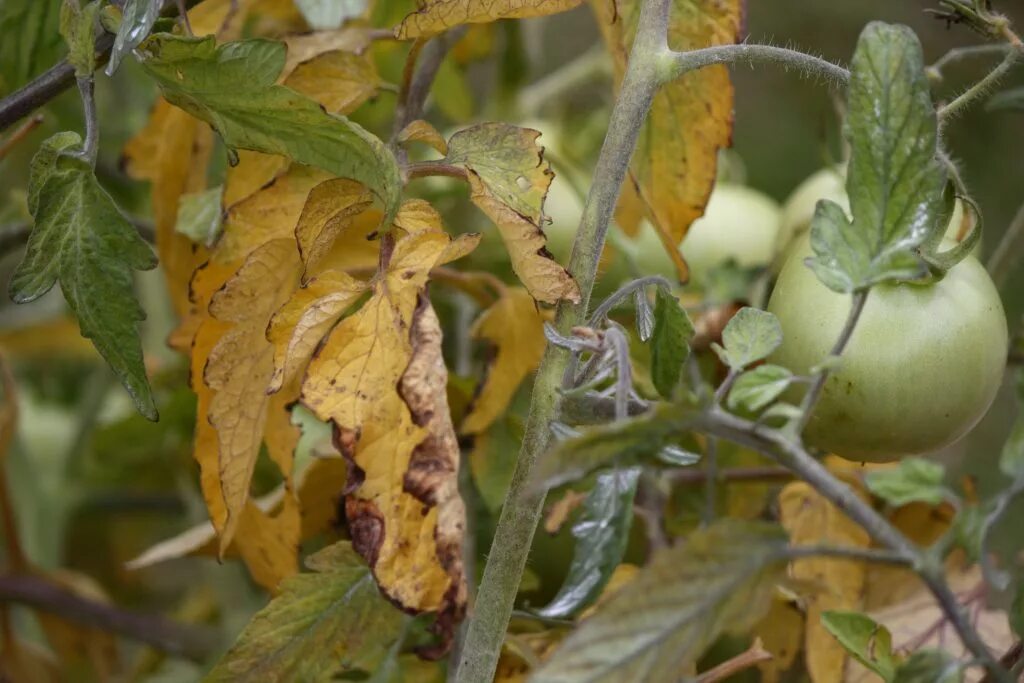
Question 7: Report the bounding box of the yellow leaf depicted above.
[398,119,449,156]
[282,28,375,75]
[754,596,804,683]
[395,198,445,233]
[300,229,472,640]
[779,479,871,683]
[593,0,742,281]
[396,0,584,39]
[446,123,579,303]
[222,150,289,206]
[284,49,381,114]
[293,178,374,275]
[461,287,545,435]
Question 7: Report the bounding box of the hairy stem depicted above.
[664,43,850,86]
[927,44,1012,81]
[939,48,1021,121]
[452,1,670,680]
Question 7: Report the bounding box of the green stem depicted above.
[938,49,1021,121]
[452,0,669,680]
[664,43,849,85]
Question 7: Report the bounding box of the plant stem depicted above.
[76,77,99,166]
[927,44,1012,81]
[788,545,912,566]
[664,43,850,86]
[795,290,868,434]
[938,48,1021,121]
[987,199,1024,289]
[452,1,669,680]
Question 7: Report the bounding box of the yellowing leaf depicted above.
[755,596,804,683]
[284,49,381,114]
[461,287,545,435]
[282,27,374,74]
[398,119,448,156]
[593,0,742,281]
[293,177,374,275]
[445,123,579,303]
[222,150,289,206]
[396,0,583,39]
[779,479,871,683]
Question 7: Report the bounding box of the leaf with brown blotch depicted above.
[593,0,743,282]
[293,178,374,276]
[284,49,382,115]
[396,0,584,39]
[398,119,449,156]
[300,229,474,647]
[267,270,368,393]
[445,123,579,303]
[779,477,871,683]
[461,287,546,435]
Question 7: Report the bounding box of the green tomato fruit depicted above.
[767,235,1007,462]
[631,184,782,284]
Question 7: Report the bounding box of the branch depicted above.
[0,573,219,662]
[696,638,773,683]
[939,48,1021,121]
[391,27,468,147]
[664,43,850,86]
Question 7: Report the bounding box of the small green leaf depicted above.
[538,467,640,618]
[137,34,401,223]
[106,0,161,76]
[712,307,782,370]
[9,132,157,420]
[864,458,951,507]
[821,611,897,681]
[175,185,224,246]
[650,287,694,397]
[891,650,962,683]
[807,22,947,292]
[206,542,405,681]
[60,0,100,76]
[294,0,368,29]
[532,521,790,683]
[727,364,793,412]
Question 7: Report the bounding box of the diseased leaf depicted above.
[294,0,368,29]
[593,0,742,281]
[461,287,546,435]
[538,467,640,618]
[807,22,946,292]
[9,132,157,420]
[445,123,579,303]
[284,48,382,114]
[820,611,897,681]
[865,458,951,507]
[206,542,406,681]
[532,521,790,683]
[396,0,583,39]
[175,185,224,246]
[780,476,871,683]
[293,177,374,276]
[106,0,161,75]
[728,364,793,412]
[650,287,694,398]
[712,307,782,370]
[137,34,402,222]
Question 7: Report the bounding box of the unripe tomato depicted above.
[631,184,782,284]
[767,235,1007,462]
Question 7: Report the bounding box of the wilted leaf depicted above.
[293,177,374,275]
[728,364,794,412]
[10,132,158,420]
[107,0,161,75]
[138,34,402,222]
[445,123,579,303]
[396,0,583,39]
[820,611,897,681]
[206,542,406,681]
[779,478,871,683]
[398,119,449,156]
[461,287,546,435]
[593,0,741,281]
[284,48,382,114]
[532,521,790,683]
[650,287,694,398]
[807,23,946,292]
[538,467,640,618]
[712,307,783,370]
[865,458,951,507]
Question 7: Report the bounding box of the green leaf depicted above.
[532,521,790,683]
[294,0,368,30]
[650,287,694,398]
[532,403,697,490]
[806,22,947,292]
[821,611,898,681]
[864,458,951,507]
[988,86,1024,112]
[106,0,161,76]
[206,542,405,682]
[727,364,793,412]
[9,132,157,420]
[891,650,962,683]
[711,307,782,370]
[60,0,100,76]
[0,0,63,95]
[538,467,640,619]
[137,34,401,223]
[175,185,224,246]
